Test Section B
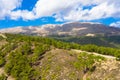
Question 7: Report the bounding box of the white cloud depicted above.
[0,0,120,22]
[54,0,120,21]
[0,0,22,19]
[10,10,35,20]
[110,21,120,27]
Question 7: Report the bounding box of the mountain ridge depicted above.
[0,22,120,36]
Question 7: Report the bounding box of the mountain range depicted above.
[0,22,120,37]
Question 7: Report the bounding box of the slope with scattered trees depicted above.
[0,33,120,80]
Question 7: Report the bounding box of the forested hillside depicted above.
[0,34,120,80]
[51,36,120,48]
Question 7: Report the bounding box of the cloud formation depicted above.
[0,0,22,19]
[110,21,120,27]
[0,0,120,22]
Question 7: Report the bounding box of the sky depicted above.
[0,0,120,29]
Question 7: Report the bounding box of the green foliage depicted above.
[5,51,35,80]
[0,56,5,67]
[79,44,120,57]
[0,74,7,80]
[116,54,120,61]
[31,43,50,62]
[74,52,104,73]
[52,36,120,48]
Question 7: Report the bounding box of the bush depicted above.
[0,56,5,67]
[0,74,7,80]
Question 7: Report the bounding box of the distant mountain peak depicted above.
[0,22,120,36]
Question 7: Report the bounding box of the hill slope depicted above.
[0,34,120,80]
[51,36,120,48]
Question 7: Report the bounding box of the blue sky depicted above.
[0,0,120,29]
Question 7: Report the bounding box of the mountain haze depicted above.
[0,22,120,36]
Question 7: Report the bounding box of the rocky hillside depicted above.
[1,22,120,36]
[0,34,120,80]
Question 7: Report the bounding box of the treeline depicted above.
[5,33,81,50]
[52,36,120,48]
[79,44,120,59]
[5,34,120,59]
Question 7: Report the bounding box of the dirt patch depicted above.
[0,40,7,47]
[89,60,120,80]
[0,67,5,75]
[37,49,84,80]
